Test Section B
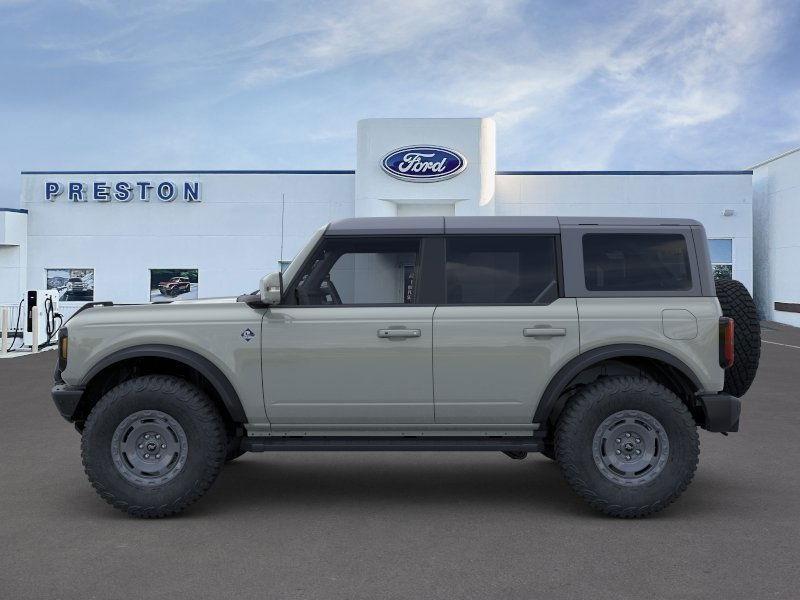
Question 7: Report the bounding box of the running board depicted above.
[241,435,545,452]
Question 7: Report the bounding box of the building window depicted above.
[46,268,94,302]
[150,269,198,302]
[708,239,733,281]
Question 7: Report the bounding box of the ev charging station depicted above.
[23,289,61,350]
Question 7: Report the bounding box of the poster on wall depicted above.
[713,264,733,281]
[150,269,198,302]
[46,268,94,302]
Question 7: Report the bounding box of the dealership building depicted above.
[2,117,795,326]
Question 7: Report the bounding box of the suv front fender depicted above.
[77,344,247,423]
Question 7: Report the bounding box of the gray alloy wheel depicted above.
[592,410,669,486]
[110,410,188,486]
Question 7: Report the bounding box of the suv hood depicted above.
[154,297,236,305]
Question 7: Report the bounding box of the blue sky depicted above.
[1,0,799,208]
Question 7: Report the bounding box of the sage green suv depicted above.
[51,217,761,518]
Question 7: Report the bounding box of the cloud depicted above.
[238,0,520,88]
[0,0,796,201]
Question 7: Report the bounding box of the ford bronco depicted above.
[157,276,191,297]
[51,217,761,518]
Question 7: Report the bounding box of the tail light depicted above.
[719,317,734,369]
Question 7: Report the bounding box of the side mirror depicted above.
[259,271,283,305]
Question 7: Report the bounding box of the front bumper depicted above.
[51,384,85,422]
[696,392,741,432]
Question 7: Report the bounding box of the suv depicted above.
[51,217,761,518]
[158,276,191,297]
[64,277,91,300]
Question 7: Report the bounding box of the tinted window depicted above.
[582,233,692,291]
[293,237,420,305]
[445,236,559,304]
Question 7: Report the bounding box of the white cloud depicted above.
[238,0,520,88]
[423,0,789,168]
[2,0,796,180]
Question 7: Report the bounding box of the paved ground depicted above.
[1,323,799,599]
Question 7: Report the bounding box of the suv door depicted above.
[433,235,580,424]
[261,236,436,426]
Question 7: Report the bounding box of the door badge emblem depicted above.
[241,328,256,342]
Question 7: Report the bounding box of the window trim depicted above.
[280,235,434,307]
[442,234,563,306]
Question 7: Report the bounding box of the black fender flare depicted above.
[532,344,703,425]
[80,344,247,423]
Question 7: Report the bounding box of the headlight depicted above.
[58,328,68,371]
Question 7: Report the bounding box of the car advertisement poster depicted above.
[150,269,199,302]
[46,268,94,302]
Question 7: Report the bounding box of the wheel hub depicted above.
[592,410,669,486]
[111,410,188,486]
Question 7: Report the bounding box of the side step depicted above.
[241,435,545,453]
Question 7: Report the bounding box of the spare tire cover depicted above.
[715,279,761,397]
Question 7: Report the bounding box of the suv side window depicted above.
[445,236,559,304]
[292,237,421,305]
[582,233,692,292]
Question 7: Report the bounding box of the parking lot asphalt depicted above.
[1,323,799,600]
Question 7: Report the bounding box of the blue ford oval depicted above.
[382,145,468,182]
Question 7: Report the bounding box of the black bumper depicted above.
[697,392,741,432]
[51,384,85,422]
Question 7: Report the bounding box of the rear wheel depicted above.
[715,279,761,397]
[541,439,555,461]
[81,375,226,518]
[555,376,699,518]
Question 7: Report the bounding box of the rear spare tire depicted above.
[715,279,761,397]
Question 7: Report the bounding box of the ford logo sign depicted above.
[381,145,467,182]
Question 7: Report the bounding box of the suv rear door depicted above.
[433,233,580,425]
[261,235,438,427]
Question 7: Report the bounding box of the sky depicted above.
[1,0,799,208]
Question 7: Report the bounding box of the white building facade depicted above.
[3,118,754,320]
[753,147,800,327]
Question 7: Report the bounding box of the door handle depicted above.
[523,327,566,338]
[377,329,422,339]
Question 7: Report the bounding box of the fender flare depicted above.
[80,344,247,423]
[532,344,703,425]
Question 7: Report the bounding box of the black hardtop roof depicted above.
[326,216,702,236]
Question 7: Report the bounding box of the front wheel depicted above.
[555,376,699,518]
[225,433,246,462]
[81,375,227,518]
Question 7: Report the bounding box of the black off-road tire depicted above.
[715,279,761,397]
[81,375,226,518]
[555,376,699,518]
[541,439,555,461]
[225,434,246,463]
